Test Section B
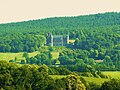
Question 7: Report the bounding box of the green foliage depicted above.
[0,33,46,52]
[20,60,25,64]
[0,12,120,71]
[100,79,120,90]
[0,61,53,90]
[46,79,66,90]
[1,12,120,89]
[88,82,100,90]
[23,52,29,58]
[63,74,86,90]
[0,12,120,34]
[0,61,87,90]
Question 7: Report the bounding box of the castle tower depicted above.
[63,35,69,46]
[46,33,53,46]
[66,35,69,44]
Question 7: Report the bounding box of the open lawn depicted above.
[0,51,39,61]
[50,75,66,80]
[51,52,59,60]
[50,71,120,85]
[0,51,59,62]
[102,71,120,79]
[50,75,109,85]
[81,76,109,85]
[82,71,120,85]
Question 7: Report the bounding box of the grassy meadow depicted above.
[51,52,59,60]
[50,75,66,80]
[50,71,120,85]
[102,71,120,79]
[50,75,109,85]
[82,76,109,85]
[0,51,59,64]
[0,51,39,61]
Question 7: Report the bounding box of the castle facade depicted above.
[46,33,69,46]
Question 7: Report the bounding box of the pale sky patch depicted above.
[0,0,120,23]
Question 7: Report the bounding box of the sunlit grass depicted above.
[0,51,39,61]
[81,76,109,85]
[50,75,109,85]
[51,52,59,60]
[50,75,66,80]
[102,71,120,79]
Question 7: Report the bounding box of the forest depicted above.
[0,12,120,89]
[1,60,120,90]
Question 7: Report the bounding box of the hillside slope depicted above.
[0,12,120,34]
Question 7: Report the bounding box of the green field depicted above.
[102,71,120,79]
[0,51,39,61]
[50,75,66,80]
[50,75,109,85]
[0,51,59,62]
[51,52,59,60]
[82,76,109,85]
[83,72,120,85]
[50,71,120,85]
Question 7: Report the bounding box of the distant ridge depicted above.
[0,12,120,34]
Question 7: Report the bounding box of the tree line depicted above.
[0,33,46,52]
[1,60,120,90]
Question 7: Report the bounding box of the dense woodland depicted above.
[0,12,120,89]
[14,46,120,72]
[1,61,120,90]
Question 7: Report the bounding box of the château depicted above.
[46,33,69,46]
